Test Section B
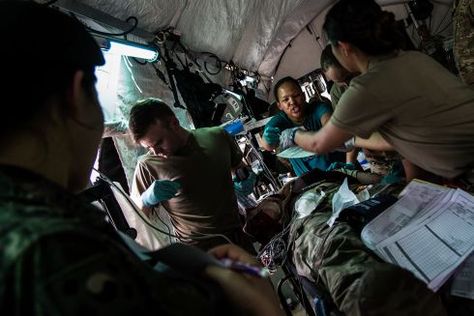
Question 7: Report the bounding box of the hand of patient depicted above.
[141,179,181,207]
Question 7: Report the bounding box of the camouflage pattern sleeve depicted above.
[453,0,474,86]
[2,232,216,316]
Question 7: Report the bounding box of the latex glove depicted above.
[206,244,285,316]
[141,179,181,207]
[262,127,280,146]
[326,162,356,171]
[334,136,356,152]
[344,136,356,151]
[234,172,257,196]
[279,127,300,151]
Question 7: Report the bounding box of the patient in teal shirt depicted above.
[261,77,337,176]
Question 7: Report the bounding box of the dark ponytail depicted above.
[323,0,405,55]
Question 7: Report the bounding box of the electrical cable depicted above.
[92,168,179,239]
[153,209,173,244]
[433,5,452,34]
[257,213,299,272]
[91,168,234,245]
[435,19,453,35]
[201,52,223,75]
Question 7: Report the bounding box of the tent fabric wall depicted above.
[77,0,454,77]
[272,1,455,100]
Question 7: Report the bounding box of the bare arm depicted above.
[355,132,393,151]
[320,112,331,126]
[294,121,352,154]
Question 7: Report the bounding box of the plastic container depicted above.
[223,119,244,135]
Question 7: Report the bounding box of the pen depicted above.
[220,258,270,278]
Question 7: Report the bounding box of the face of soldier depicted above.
[139,117,182,159]
[68,71,105,192]
[276,81,305,122]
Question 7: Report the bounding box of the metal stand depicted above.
[236,130,282,198]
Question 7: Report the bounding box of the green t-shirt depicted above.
[331,50,474,178]
[330,84,348,109]
[132,127,243,248]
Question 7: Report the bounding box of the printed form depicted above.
[375,189,474,291]
[361,180,450,251]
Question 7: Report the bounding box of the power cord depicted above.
[92,168,178,239]
[91,168,234,245]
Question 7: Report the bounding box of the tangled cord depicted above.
[257,216,298,273]
[257,184,333,273]
[91,169,233,245]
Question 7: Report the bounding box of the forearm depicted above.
[294,130,325,153]
[355,132,393,151]
[293,122,353,154]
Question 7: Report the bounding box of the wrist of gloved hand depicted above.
[344,136,356,151]
[141,179,181,207]
[334,136,356,152]
[279,127,301,151]
[233,172,257,196]
[262,127,281,146]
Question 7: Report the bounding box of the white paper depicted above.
[361,180,451,250]
[277,146,315,159]
[375,189,474,291]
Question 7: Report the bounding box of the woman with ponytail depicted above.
[286,0,474,183]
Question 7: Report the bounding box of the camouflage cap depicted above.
[0,1,104,69]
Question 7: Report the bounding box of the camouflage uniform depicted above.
[0,166,230,315]
[453,0,474,86]
[283,180,448,315]
[362,149,403,176]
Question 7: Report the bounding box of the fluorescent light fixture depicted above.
[95,36,159,62]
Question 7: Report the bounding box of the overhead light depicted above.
[94,36,159,62]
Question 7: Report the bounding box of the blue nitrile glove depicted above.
[326,162,356,172]
[262,127,281,146]
[279,127,301,151]
[233,172,257,196]
[141,180,181,207]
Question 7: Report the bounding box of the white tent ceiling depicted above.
[74,0,453,77]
